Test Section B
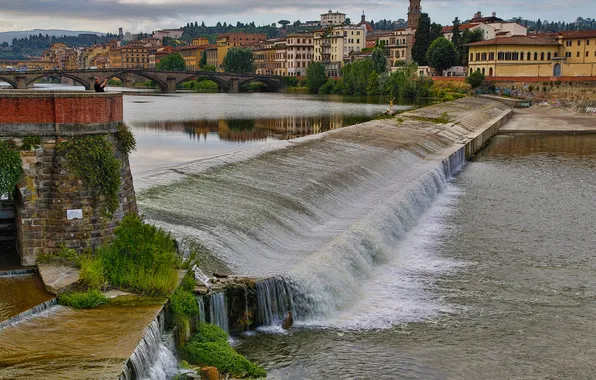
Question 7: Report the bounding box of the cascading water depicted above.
[121,310,178,380]
[0,298,57,329]
[197,296,206,323]
[209,292,229,334]
[138,101,501,329]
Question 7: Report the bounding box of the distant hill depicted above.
[0,29,105,44]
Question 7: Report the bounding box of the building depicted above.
[0,60,56,71]
[443,12,528,42]
[178,38,210,70]
[254,39,287,76]
[80,44,114,69]
[153,29,184,40]
[217,33,267,47]
[192,37,210,46]
[466,35,584,77]
[408,0,422,30]
[321,10,346,26]
[42,43,79,70]
[373,29,415,67]
[149,46,175,69]
[205,46,219,68]
[109,40,150,69]
[286,33,314,77]
[314,25,367,76]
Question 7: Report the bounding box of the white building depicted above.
[153,29,185,40]
[286,33,314,77]
[443,12,527,42]
[321,10,346,26]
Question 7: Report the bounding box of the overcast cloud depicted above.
[0,0,592,34]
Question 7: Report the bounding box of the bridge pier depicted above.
[15,76,29,90]
[166,77,177,93]
[230,78,239,93]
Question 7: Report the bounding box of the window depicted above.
[541,52,545,60]
[520,52,524,61]
[586,51,590,57]
[534,52,538,60]
[527,52,531,60]
[566,52,572,58]
[547,52,551,60]
[577,40,581,46]
[577,52,580,57]
[470,53,474,62]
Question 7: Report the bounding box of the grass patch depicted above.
[412,111,451,124]
[99,214,180,296]
[285,86,308,93]
[183,324,266,378]
[170,272,200,333]
[58,289,108,309]
[37,245,84,267]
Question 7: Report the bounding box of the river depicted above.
[234,133,596,379]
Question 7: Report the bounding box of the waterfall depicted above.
[209,292,229,334]
[121,310,178,380]
[0,298,57,330]
[197,296,206,323]
[256,277,294,327]
[139,115,487,329]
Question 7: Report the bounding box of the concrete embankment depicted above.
[499,105,596,134]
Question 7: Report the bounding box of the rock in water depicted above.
[282,311,294,330]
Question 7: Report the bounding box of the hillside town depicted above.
[0,1,595,79]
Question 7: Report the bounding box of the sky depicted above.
[0,0,593,34]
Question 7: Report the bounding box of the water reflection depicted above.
[133,114,371,144]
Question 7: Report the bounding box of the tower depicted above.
[361,10,366,24]
[408,0,422,30]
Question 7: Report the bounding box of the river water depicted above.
[234,133,596,379]
[124,93,406,176]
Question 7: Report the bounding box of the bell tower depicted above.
[408,0,422,29]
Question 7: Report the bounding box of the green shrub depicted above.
[56,135,121,216]
[170,288,200,325]
[190,323,229,345]
[59,289,108,309]
[99,214,180,296]
[184,340,266,378]
[0,140,22,198]
[37,245,82,267]
[20,136,42,151]
[116,123,136,156]
[79,255,107,290]
[466,71,485,89]
[319,78,335,94]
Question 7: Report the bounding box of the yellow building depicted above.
[192,37,210,46]
[0,60,56,70]
[314,25,367,76]
[205,47,219,68]
[467,32,596,77]
[254,39,287,76]
[109,41,150,69]
[178,46,201,70]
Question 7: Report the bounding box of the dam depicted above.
[137,97,512,327]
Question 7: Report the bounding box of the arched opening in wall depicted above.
[553,63,562,77]
[178,78,222,93]
[27,75,72,90]
[240,80,273,93]
[0,189,22,269]
[489,67,494,77]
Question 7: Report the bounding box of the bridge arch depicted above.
[114,70,168,92]
[22,72,91,90]
[175,74,231,92]
[238,77,281,92]
[0,76,17,89]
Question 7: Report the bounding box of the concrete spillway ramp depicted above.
[137,97,513,329]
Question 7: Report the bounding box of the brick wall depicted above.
[0,92,136,266]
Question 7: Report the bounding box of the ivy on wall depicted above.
[20,136,42,151]
[0,140,23,199]
[116,123,137,156]
[57,136,122,216]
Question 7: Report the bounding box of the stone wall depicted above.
[488,79,596,102]
[0,92,136,266]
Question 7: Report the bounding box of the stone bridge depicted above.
[0,69,285,93]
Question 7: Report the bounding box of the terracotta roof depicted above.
[442,23,480,33]
[465,36,559,47]
[551,30,596,39]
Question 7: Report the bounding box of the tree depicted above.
[366,71,380,95]
[461,29,484,65]
[451,17,463,64]
[345,18,352,25]
[306,62,327,94]
[372,41,387,74]
[278,20,291,29]
[201,64,217,72]
[466,70,485,89]
[157,53,186,71]
[426,37,458,74]
[199,51,207,67]
[412,13,432,66]
[222,47,255,74]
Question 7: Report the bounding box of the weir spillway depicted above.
[138,97,513,328]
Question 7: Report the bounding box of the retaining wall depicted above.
[0,92,136,266]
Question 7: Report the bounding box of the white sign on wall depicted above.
[67,209,83,220]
